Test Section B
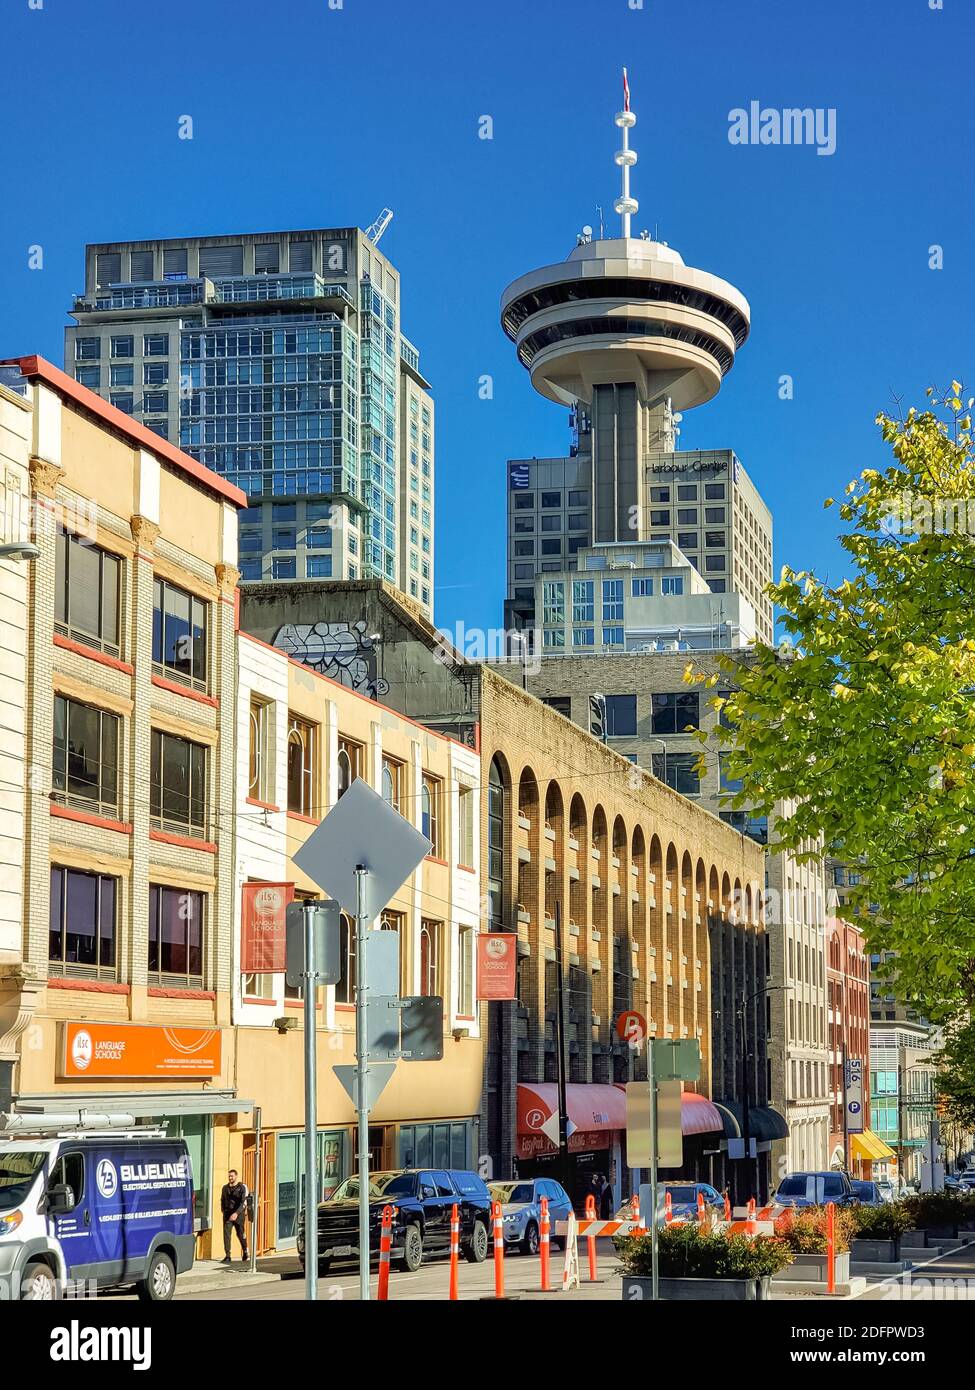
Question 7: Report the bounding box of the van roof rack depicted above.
[0,1110,166,1139]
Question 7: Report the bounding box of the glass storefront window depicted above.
[398,1121,470,1172]
[276,1129,348,1247]
[147,1114,212,1228]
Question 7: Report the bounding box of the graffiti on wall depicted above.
[272,620,389,698]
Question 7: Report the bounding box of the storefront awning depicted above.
[15,1090,255,1119]
[714,1100,790,1142]
[517,1083,724,1157]
[851,1129,896,1162]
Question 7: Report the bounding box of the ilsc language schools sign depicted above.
[61,1022,221,1079]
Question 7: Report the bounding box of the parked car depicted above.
[297,1168,491,1274]
[773,1171,858,1208]
[0,1130,195,1301]
[487,1178,572,1254]
[850,1179,886,1207]
[874,1177,896,1203]
[614,1182,726,1225]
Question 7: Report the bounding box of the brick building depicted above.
[825,916,880,1173]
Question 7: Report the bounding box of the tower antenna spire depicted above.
[614,67,639,237]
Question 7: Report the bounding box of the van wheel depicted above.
[22,1261,58,1301]
[138,1251,176,1302]
[396,1224,423,1272]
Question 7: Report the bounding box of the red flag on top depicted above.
[623,67,630,112]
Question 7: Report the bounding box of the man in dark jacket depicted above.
[220,1169,249,1264]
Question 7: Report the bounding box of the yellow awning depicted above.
[851,1130,896,1162]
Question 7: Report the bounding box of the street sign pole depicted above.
[648,1037,659,1303]
[355,863,371,1304]
[303,901,318,1304]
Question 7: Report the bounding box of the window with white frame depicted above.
[287,714,317,816]
[457,783,474,868]
[458,925,475,1018]
[249,698,273,803]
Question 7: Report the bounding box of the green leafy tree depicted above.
[693,386,975,1026]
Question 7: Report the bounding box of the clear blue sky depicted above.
[1,0,971,638]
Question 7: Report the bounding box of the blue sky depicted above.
[1,0,971,638]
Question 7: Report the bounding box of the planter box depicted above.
[923,1224,959,1240]
[774,1251,850,1284]
[851,1237,900,1263]
[622,1273,772,1302]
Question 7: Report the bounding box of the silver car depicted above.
[488,1178,573,1255]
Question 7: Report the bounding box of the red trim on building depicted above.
[53,633,134,675]
[149,828,217,854]
[46,977,130,995]
[4,355,247,508]
[147,986,216,1000]
[150,673,218,708]
[246,797,279,813]
[286,810,321,827]
[51,804,132,836]
[242,997,279,1007]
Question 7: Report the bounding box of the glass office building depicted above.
[66,229,435,612]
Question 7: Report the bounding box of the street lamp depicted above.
[735,982,791,1202]
[0,542,40,561]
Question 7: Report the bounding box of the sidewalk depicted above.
[175,1258,282,1296]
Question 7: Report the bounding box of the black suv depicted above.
[297,1169,491,1274]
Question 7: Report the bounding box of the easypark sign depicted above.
[60,1022,221,1080]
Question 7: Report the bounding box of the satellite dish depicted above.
[582,224,593,237]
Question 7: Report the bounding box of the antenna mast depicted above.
[614,68,639,237]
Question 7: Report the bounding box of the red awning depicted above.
[516,1082,723,1158]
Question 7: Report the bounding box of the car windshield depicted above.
[666,1186,697,1203]
[0,1151,46,1212]
[329,1172,416,1202]
[490,1183,535,1204]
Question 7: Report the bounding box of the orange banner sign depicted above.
[477,932,518,1000]
[61,1022,221,1079]
[241,882,293,973]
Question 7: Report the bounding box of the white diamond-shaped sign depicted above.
[293,777,431,920]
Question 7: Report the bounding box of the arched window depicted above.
[488,758,505,928]
[337,747,352,798]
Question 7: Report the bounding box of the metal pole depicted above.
[355,864,371,1302]
[841,1043,850,1175]
[249,1104,262,1275]
[553,901,571,1192]
[303,903,318,1303]
[648,1037,659,1302]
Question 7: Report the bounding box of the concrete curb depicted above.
[176,1268,282,1296]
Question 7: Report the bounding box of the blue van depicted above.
[0,1132,196,1300]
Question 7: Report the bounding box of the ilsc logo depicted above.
[95,1159,118,1199]
[70,1029,93,1072]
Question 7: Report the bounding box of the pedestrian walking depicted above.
[220,1168,249,1264]
[599,1177,614,1220]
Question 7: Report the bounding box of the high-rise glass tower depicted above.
[65,227,435,612]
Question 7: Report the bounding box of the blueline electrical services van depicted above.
[0,1118,196,1301]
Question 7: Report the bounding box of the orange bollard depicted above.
[697,1192,707,1230]
[746,1198,756,1235]
[492,1199,505,1299]
[585,1195,598,1281]
[724,1193,732,1223]
[377,1204,395,1300]
[826,1201,836,1294]
[539,1197,551,1291]
[449,1202,460,1300]
[664,1192,674,1226]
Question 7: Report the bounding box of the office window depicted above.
[650,510,670,526]
[660,752,700,796]
[542,581,565,625]
[143,391,168,413]
[421,774,443,856]
[651,692,700,734]
[705,507,726,523]
[49,866,116,977]
[110,392,133,414]
[677,508,697,524]
[705,555,725,572]
[631,577,653,597]
[540,539,562,556]
[53,695,119,817]
[129,251,154,281]
[705,483,726,499]
[661,576,683,596]
[150,730,208,836]
[163,248,188,279]
[419,919,443,997]
[572,627,594,647]
[650,487,670,503]
[75,366,100,389]
[143,361,168,386]
[109,365,133,388]
[306,527,331,550]
[540,491,561,508]
[148,885,204,986]
[110,335,134,359]
[514,518,534,534]
[273,528,296,549]
[605,694,637,737]
[337,737,364,798]
[603,626,624,647]
[677,532,698,551]
[602,578,623,620]
[458,925,476,1017]
[75,337,100,361]
[254,243,280,273]
[458,784,475,868]
[381,756,404,813]
[572,579,594,622]
[272,557,296,579]
[540,515,561,532]
[514,493,534,510]
[706,531,725,548]
[152,577,207,690]
[287,715,317,816]
[306,556,332,578]
[143,333,169,356]
[240,559,261,581]
[677,484,697,501]
[55,529,121,656]
[719,753,744,794]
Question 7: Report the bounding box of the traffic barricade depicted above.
[449,1202,459,1300]
[584,1195,599,1280]
[377,1205,395,1301]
